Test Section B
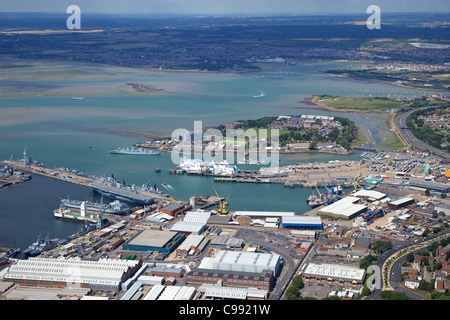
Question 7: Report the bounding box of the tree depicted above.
[425,189,431,196]
[309,141,317,150]
[406,252,415,263]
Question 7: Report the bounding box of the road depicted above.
[395,107,450,161]
[232,227,300,300]
[368,228,450,300]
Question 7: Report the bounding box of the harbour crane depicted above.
[213,186,230,214]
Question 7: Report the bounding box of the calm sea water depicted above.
[0,59,443,252]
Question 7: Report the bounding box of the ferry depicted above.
[177,158,238,176]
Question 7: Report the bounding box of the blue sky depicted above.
[2,0,450,14]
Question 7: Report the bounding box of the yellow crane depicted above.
[213,186,230,214]
[354,165,362,192]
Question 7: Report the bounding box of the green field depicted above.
[314,95,402,111]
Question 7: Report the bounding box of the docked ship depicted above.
[54,205,101,224]
[60,198,130,215]
[89,179,156,205]
[177,158,238,176]
[307,184,344,209]
[109,147,160,155]
[23,234,58,258]
[68,223,98,241]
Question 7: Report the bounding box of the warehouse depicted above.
[303,263,366,286]
[212,250,281,275]
[207,215,231,225]
[352,189,386,202]
[157,285,196,300]
[3,257,142,292]
[187,268,274,291]
[290,230,317,241]
[388,197,415,210]
[210,236,244,250]
[122,229,185,253]
[408,180,450,193]
[170,221,207,235]
[233,211,295,219]
[317,197,367,220]
[176,234,206,257]
[198,284,269,300]
[160,203,189,217]
[281,216,323,230]
[183,210,211,223]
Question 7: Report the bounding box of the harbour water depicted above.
[0,58,444,252]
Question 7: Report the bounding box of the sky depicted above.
[1,0,449,15]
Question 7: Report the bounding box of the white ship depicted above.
[177,158,238,176]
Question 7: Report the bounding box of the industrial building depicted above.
[352,189,386,202]
[144,266,185,279]
[290,230,317,241]
[281,216,323,230]
[408,180,450,193]
[233,211,295,219]
[160,202,189,217]
[302,263,366,286]
[198,284,269,300]
[201,250,282,276]
[143,284,196,300]
[317,197,368,220]
[170,221,207,235]
[183,210,212,223]
[210,235,244,250]
[176,234,208,257]
[186,268,274,291]
[122,229,185,253]
[388,197,415,210]
[3,257,142,292]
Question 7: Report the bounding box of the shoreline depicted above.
[301,95,389,114]
[320,71,448,93]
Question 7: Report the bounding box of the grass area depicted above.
[375,137,405,150]
[351,130,369,147]
[314,95,402,111]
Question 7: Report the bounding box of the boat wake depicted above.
[161,183,177,193]
[252,90,266,98]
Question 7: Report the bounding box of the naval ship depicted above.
[60,198,130,215]
[109,147,160,155]
[23,233,58,258]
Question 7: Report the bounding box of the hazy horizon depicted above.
[1,0,449,15]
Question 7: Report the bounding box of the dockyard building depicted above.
[3,257,142,292]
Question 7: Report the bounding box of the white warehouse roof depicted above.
[170,221,206,234]
[183,211,212,223]
[318,197,367,218]
[177,234,205,251]
[304,263,365,282]
[234,211,295,218]
[213,251,280,274]
[353,189,386,200]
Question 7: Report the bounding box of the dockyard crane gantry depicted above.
[213,186,230,214]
